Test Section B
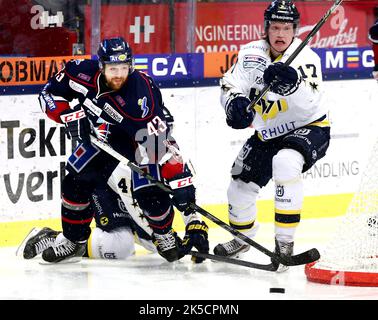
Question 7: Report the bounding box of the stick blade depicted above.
[286,248,320,266]
[189,251,279,272]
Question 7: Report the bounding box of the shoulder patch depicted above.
[115,95,126,107]
[103,103,123,123]
[138,96,150,118]
[69,79,89,96]
[77,73,91,82]
[243,54,267,71]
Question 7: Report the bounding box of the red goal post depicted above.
[305,262,378,287]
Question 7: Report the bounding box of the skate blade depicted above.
[276,264,289,273]
[15,227,42,258]
[135,236,157,253]
[38,257,83,265]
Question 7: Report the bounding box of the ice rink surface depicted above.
[1,217,377,301]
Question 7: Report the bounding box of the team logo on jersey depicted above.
[138,96,149,118]
[294,129,311,135]
[251,88,288,122]
[117,198,128,212]
[237,144,252,161]
[100,217,109,226]
[276,185,285,197]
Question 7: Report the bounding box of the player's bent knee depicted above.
[273,149,305,183]
[61,174,93,203]
[134,187,171,216]
[89,227,135,259]
[227,179,260,208]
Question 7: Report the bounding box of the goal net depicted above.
[305,139,378,286]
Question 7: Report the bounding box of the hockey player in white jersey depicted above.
[215,0,330,271]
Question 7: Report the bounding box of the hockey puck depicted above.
[269,287,285,294]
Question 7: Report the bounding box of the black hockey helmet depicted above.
[97,37,134,71]
[264,0,300,30]
[368,20,378,44]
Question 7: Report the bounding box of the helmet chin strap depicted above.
[99,62,105,73]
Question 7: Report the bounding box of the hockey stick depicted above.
[189,251,278,271]
[90,135,319,267]
[189,202,319,266]
[246,0,343,112]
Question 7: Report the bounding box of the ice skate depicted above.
[16,227,60,259]
[271,238,294,272]
[42,233,86,263]
[213,239,250,258]
[152,229,182,262]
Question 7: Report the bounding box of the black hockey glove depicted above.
[167,170,196,215]
[60,106,91,144]
[225,94,254,129]
[263,62,299,96]
[181,220,209,263]
[373,65,378,82]
[368,21,378,43]
[162,105,174,130]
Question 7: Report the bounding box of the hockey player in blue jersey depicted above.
[369,19,378,81]
[38,37,209,263]
[18,177,157,261]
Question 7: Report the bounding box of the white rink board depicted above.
[0,79,377,222]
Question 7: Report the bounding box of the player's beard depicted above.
[107,77,127,91]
